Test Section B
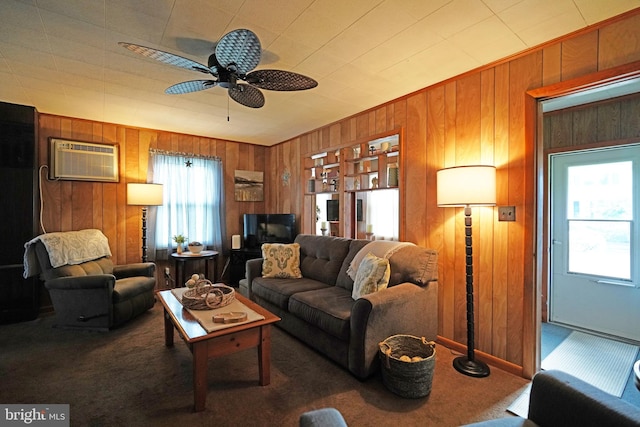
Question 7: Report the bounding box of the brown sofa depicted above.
[245,234,438,379]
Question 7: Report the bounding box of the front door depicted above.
[550,144,640,342]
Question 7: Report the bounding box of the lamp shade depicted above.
[436,165,496,207]
[127,183,164,206]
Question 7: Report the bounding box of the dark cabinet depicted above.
[0,102,40,323]
[229,248,262,286]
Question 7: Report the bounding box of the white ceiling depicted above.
[1,0,639,146]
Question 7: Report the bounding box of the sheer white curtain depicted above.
[147,150,226,260]
[366,189,399,240]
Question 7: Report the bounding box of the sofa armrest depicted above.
[348,281,438,379]
[44,274,116,291]
[245,258,263,298]
[113,262,155,279]
[528,370,640,427]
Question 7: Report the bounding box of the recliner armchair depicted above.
[463,370,640,427]
[33,240,156,330]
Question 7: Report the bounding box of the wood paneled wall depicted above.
[37,115,267,268]
[267,9,640,371]
[544,94,640,148]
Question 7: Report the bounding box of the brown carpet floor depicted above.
[0,304,528,426]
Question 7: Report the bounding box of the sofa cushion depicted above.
[252,276,330,310]
[388,246,438,286]
[335,239,369,291]
[295,235,351,285]
[288,286,354,341]
[346,241,411,280]
[351,253,390,299]
[261,243,302,278]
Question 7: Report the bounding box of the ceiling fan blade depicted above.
[229,83,265,108]
[215,29,262,75]
[246,69,318,91]
[119,42,212,75]
[165,80,217,95]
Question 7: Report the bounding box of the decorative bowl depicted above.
[188,242,204,254]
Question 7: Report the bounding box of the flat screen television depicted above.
[243,214,297,249]
[327,199,362,222]
[326,200,339,222]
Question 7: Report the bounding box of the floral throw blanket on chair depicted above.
[23,229,113,278]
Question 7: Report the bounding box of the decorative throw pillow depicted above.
[261,243,302,279]
[352,252,390,299]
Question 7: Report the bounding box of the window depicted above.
[365,189,399,240]
[566,161,632,279]
[148,150,225,259]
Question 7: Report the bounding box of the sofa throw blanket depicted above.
[346,240,413,280]
[23,229,113,278]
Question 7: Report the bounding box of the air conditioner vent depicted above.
[49,138,119,182]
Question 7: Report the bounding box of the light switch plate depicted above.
[498,206,516,222]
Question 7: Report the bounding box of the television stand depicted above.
[229,248,262,286]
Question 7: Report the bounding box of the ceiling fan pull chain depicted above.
[227,91,230,122]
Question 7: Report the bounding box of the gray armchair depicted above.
[463,370,640,427]
[33,240,156,330]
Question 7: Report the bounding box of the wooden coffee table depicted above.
[157,290,280,412]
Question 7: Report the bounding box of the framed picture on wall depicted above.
[234,170,264,201]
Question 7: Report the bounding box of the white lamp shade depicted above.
[127,183,164,206]
[437,165,496,207]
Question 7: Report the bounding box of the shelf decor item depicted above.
[387,164,399,187]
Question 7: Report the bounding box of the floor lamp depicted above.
[437,165,496,378]
[127,183,164,263]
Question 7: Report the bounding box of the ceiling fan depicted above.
[119,29,318,109]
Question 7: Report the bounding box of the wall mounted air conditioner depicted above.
[49,138,119,182]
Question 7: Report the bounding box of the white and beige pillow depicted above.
[261,243,302,279]
[352,252,390,299]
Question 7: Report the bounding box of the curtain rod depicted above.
[149,148,221,161]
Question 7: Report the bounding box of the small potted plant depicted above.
[173,234,187,254]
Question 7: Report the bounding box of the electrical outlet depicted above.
[498,206,516,222]
[164,267,171,277]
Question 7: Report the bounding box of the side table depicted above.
[229,248,262,286]
[171,250,219,287]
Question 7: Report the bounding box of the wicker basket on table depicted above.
[181,279,235,310]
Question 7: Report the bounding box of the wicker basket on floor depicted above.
[379,334,436,398]
[181,279,235,310]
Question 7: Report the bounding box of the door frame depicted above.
[524,60,640,379]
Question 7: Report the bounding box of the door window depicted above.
[566,161,632,280]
